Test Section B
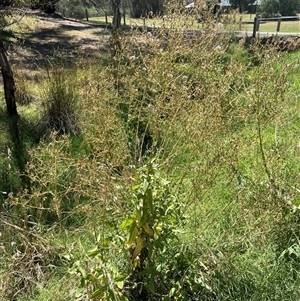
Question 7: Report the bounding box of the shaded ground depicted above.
[9,10,111,72]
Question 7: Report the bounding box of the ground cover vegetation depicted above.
[0,1,300,301]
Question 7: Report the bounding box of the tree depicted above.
[229,0,256,13]
[260,0,280,16]
[112,0,121,30]
[129,0,165,18]
[0,8,18,117]
[0,41,18,117]
[31,0,59,13]
[261,0,300,16]
[278,0,300,15]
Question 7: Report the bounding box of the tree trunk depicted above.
[0,41,18,117]
[112,0,121,31]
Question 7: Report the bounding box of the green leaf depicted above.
[143,223,154,238]
[61,254,71,261]
[146,188,154,213]
[142,179,149,195]
[132,184,140,191]
[116,280,124,289]
[118,294,130,301]
[169,287,176,297]
[161,178,170,186]
[91,286,107,298]
[114,274,128,282]
[74,261,87,279]
[127,220,138,245]
[102,237,111,247]
[75,287,84,298]
[293,199,300,206]
[120,217,135,230]
[132,236,144,259]
[136,210,142,226]
[148,275,155,294]
[87,247,100,257]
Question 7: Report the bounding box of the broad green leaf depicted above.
[116,280,124,289]
[127,220,138,245]
[120,217,135,230]
[114,274,128,282]
[143,223,154,238]
[132,236,144,260]
[156,263,162,272]
[169,287,176,297]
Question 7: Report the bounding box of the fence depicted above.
[56,5,126,27]
[252,15,300,38]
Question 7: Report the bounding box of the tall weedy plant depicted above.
[75,160,188,300]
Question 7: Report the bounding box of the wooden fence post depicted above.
[85,9,89,22]
[123,12,126,25]
[252,16,259,38]
[276,15,282,32]
[105,11,108,24]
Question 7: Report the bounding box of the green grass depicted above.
[86,13,299,33]
[241,20,300,33]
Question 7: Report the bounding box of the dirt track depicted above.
[9,10,111,72]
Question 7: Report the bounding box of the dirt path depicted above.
[9,10,111,72]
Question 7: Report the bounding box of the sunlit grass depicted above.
[241,20,300,33]
[88,13,299,33]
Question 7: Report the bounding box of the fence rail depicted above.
[252,15,300,38]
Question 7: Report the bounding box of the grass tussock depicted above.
[1,7,300,301]
[38,66,80,136]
